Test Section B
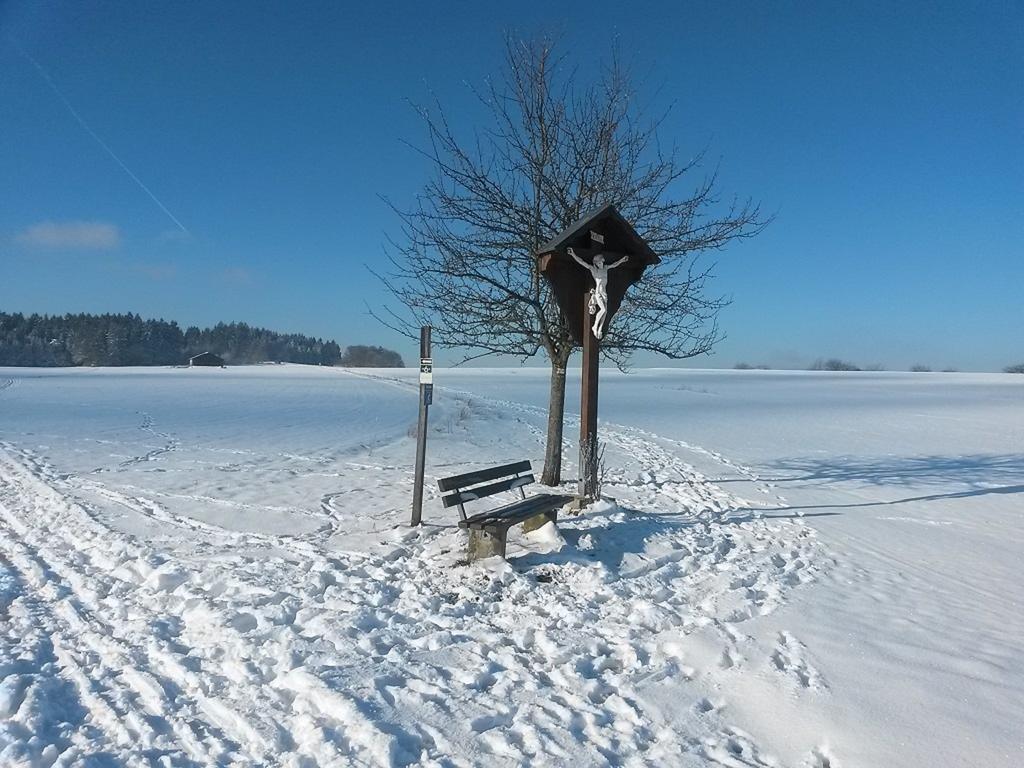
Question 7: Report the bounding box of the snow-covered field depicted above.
[0,365,1021,767]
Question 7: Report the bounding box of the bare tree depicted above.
[375,36,765,485]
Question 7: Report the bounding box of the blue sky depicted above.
[1,1,1020,370]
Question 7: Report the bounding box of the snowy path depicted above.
[0,451,822,767]
[2,365,1020,766]
[0,366,843,767]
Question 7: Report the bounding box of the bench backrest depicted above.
[437,461,534,518]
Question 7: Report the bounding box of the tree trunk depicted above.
[540,358,569,486]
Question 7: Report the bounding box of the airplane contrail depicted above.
[10,37,190,234]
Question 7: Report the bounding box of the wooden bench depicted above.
[438,461,573,561]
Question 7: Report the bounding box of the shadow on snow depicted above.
[513,503,832,573]
[743,452,1024,488]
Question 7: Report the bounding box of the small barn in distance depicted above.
[189,351,224,367]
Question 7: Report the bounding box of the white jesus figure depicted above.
[568,247,629,339]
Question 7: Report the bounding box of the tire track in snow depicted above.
[0,551,128,765]
[0,444,328,765]
[0,467,222,763]
[1,440,443,765]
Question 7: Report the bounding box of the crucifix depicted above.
[536,205,659,502]
[567,247,629,339]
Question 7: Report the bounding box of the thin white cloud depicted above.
[15,220,121,250]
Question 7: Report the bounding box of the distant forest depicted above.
[0,312,404,368]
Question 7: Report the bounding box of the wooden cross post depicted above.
[579,291,600,500]
[535,204,660,503]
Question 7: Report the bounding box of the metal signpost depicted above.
[411,326,432,526]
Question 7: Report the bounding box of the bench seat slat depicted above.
[463,500,548,528]
[437,461,533,492]
[441,474,535,508]
[459,493,573,530]
[465,493,555,522]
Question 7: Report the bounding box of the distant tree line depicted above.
[184,322,342,366]
[0,312,404,368]
[732,358,1024,373]
[734,359,969,372]
[808,359,963,373]
[809,358,864,371]
[338,345,405,367]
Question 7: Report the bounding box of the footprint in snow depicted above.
[809,745,841,767]
[771,631,826,690]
